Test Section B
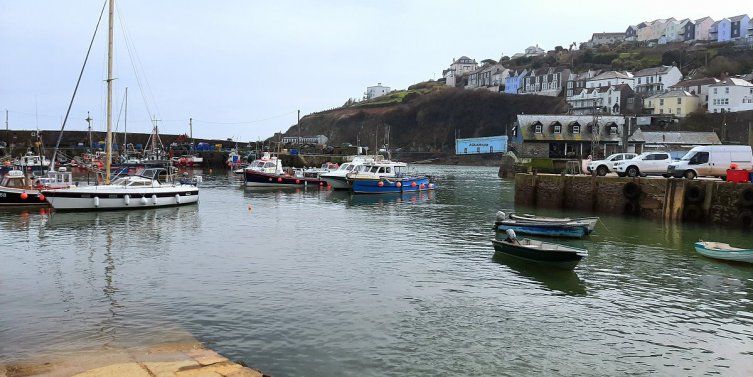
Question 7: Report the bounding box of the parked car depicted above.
[667,145,753,179]
[614,152,675,177]
[587,153,638,176]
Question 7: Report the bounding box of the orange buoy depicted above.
[420,183,425,189]
[296,179,300,184]
[396,182,402,187]
[411,182,417,187]
[278,177,283,182]
[39,194,45,201]
[20,192,28,200]
[378,181,384,187]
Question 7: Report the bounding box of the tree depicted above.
[481,59,497,65]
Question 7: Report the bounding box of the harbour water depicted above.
[1,165,753,376]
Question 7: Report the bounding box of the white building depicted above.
[633,66,682,96]
[708,78,753,113]
[281,135,329,145]
[366,83,390,100]
[586,71,635,89]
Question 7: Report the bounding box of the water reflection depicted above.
[491,250,587,296]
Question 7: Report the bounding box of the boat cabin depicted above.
[1,170,31,188]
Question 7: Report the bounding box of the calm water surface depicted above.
[1,165,753,376]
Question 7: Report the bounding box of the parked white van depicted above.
[667,145,753,179]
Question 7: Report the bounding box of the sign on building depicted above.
[455,136,508,155]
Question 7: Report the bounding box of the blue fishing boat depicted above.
[694,241,753,264]
[350,175,435,194]
[493,211,592,238]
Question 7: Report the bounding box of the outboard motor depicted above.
[505,229,517,242]
[496,211,506,222]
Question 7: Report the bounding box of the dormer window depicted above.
[534,124,543,133]
[572,125,580,134]
[554,125,562,134]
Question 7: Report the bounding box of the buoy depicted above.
[420,183,425,189]
[39,194,45,201]
[396,182,402,187]
[20,192,28,200]
[319,181,324,186]
[378,181,384,187]
[429,183,434,189]
[151,194,158,205]
[411,182,417,187]
[175,193,181,204]
[278,177,283,182]
[140,196,148,205]
[93,196,100,207]
[124,194,130,205]
[730,163,739,170]
[269,178,273,182]
[296,179,300,184]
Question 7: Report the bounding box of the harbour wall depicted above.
[514,173,753,229]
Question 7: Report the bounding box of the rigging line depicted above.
[116,4,161,122]
[193,111,298,125]
[50,0,108,172]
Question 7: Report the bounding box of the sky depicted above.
[1,0,752,142]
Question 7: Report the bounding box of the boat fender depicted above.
[378,181,384,187]
[739,210,753,229]
[39,194,45,201]
[396,182,402,188]
[175,194,181,204]
[623,201,639,215]
[496,211,507,222]
[124,194,130,205]
[740,187,753,207]
[683,204,703,222]
[94,196,100,208]
[623,182,641,199]
[20,192,28,200]
[411,182,417,187]
[685,185,705,204]
[152,194,158,205]
[140,196,148,205]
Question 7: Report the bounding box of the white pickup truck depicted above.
[613,152,674,177]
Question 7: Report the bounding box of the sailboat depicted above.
[42,0,198,211]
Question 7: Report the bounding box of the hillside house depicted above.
[524,45,545,57]
[467,64,509,91]
[587,71,635,89]
[670,77,719,107]
[710,19,731,42]
[693,17,715,41]
[567,84,635,115]
[633,66,682,96]
[625,24,640,41]
[729,15,751,40]
[366,83,390,100]
[444,56,478,86]
[643,90,700,117]
[708,78,753,113]
[505,69,528,94]
[588,32,625,47]
[566,70,601,97]
[521,66,571,96]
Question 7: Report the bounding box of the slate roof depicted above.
[670,77,719,88]
[710,78,753,87]
[645,90,698,99]
[729,14,749,22]
[591,71,632,80]
[629,129,721,145]
[634,66,674,77]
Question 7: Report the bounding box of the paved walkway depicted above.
[0,342,266,377]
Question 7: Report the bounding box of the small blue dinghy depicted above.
[694,241,753,264]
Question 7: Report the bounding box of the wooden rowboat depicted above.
[694,241,753,264]
[491,238,588,269]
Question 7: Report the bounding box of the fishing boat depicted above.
[41,0,199,211]
[491,231,588,269]
[319,156,378,190]
[694,241,753,264]
[243,152,326,188]
[349,174,435,194]
[508,213,599,233]
[13,152,51,173]
[0,169,73,206]
[493,211,593,238]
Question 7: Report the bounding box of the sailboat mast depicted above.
[124,87,128,158]
[104,0,114,184]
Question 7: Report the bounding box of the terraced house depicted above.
[521,66,571,96]
[633,66,682,96]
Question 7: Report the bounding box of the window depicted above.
[573,125,580,134]
[609,126,618,135]
[534,124,543,133]
[677,107,682,115]
[660,99,664,105]
[725,87,729,94]
[660,109,664,114]
[714,88,717,94]
[554,125,562,134]
[677,97,682,104]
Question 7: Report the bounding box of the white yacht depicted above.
[42,168,199,210]
[320,156,379,190]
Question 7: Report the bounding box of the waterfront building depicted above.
[633,66,682,96]
[365,83,390,100]
[514,114,626,159]
[707,78,753,113]
[669,77,719,108]
[455,136,508,155]
[643,90,700,117]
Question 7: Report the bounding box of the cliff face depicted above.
[292,88,566,152]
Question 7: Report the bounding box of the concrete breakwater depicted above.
[514,173,753,228]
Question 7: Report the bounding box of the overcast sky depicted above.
[1,1,752,142]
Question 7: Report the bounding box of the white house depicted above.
[708,78,753,113]
[586,71,635,89]
[366,83,390,99]
[633,66,682,96]
[567,84,634,115]
[444,56,478,86]
[524,45,545,57]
